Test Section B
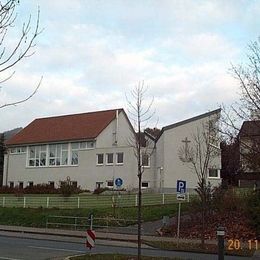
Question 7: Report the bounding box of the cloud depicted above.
[0,0,257,132]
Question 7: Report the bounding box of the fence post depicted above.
[162,193,165,205]
[187,192,190,202]
[77,197,80,209]
[135,194,138,206]
[3,197,5,207]
[46,197,49,208]
[23,197,26,208]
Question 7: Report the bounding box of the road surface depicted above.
[0,232,252,260]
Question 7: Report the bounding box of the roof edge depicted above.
[156,108,221,142]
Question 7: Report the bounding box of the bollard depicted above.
[216,226,225,260]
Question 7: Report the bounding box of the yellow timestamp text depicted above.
[227,239,259,250]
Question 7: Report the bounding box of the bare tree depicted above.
[221,38,260,174]
[126,82,155,260]
[0,0,42,109]
[178,115,221,246]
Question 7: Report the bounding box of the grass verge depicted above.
[0,204,186,228]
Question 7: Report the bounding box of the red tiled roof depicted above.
[6,109,124,146]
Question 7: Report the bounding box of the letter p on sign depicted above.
[177,180,186,193]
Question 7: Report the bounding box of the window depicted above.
[141,153,150,167]
[71,142,79,165]
[28,145,47,167]
[141,182,149,188]
[96,182,103,189]
[9,182,14,188]
[10,147,26,154]
[80,141,87,149]
[49,143,68,166]
[116,152,124,164]
[80,141,95,149]
[28,182,33,188]
[208,168,220,178]
[19,182,23,189]
[107,180,114,187]
[49,181,55,188]
[106,153,113,165]
[96,154,104,165]
[87,141,95,149]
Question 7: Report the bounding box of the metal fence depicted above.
[46,215,138,233]
[0,193,190,209]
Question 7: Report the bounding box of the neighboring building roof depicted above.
[239,121,260,137]
[6,109,124,146]
[156,108,221,141]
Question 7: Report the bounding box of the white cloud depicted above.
[0,0,257,132]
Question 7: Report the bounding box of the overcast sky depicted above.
[1,0,259,132]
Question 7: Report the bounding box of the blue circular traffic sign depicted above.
[115,178,123,187]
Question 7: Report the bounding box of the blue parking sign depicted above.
[177,180,186,193]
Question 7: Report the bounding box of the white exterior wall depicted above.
[3,110,221,192]
[3,111,139,191]
[157,114,221,192]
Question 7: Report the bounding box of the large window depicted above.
[49,143,68,166]
[71,142,79,165]
[28,145,47,167]
[27,140,95,168]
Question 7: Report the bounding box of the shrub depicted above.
[246,189,260,238]
[93,187,109,195]
[58,178,81,197]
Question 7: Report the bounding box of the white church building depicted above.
[3,108,221,192]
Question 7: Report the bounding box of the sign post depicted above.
[86,213,95,250]
[176,180,186,247]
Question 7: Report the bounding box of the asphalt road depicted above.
[0,233,252,260]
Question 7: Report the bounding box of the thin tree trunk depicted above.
[137,171,142,259]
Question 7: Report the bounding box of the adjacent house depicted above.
[237,120,260,187]
[3,108,222,191]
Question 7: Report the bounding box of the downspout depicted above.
[115,109,119,145]
[5,149,9,186]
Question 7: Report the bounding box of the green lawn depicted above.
[0,204,185,228]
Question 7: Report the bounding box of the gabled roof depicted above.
[6,108,124,146]
[156,108,221,141]
[239,120,260,137]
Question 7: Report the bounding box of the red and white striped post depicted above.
[86,229,96,249]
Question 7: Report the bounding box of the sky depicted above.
[1,0,260,132]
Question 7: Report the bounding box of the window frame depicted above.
[116,152,124,165]
[107,180,114,188]
[141,153,150,168]
[208,168,220,179]
[96,153,104,165]
[141,181,149,188]
[106,153,114,165]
